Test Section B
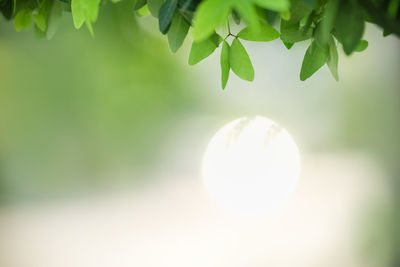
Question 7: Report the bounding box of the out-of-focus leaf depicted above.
[158,0,178,34]
[46,0,65,40]
[300,40,328,81]
[33,13,46,32]
[334,0,365,55]
[354,40,369,52]
[71,0,101,35]
[136,4,150,16]
[188,33,222,65]
[238,22,279,41]
[253,0,289,12]
[167,11,190,53]
[232,9,241,24]
[327,36,339,81]
[134,0,146,10]
[220,40,230,89]
[147,0,163,17]
[314,0,339,47]
[14,9,31,32]
[235,0,260,32]
[280,23,312,43]
[229,38,254,81]
[192,0,230,41]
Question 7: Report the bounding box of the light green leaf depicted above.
[136,4,150,16]
[300,41,328,81]
[229,38,254,81]
[220,41,230,89]
[192,0,231,41]
[167,11,190,53]
[147,0,163,17]
[238,22,279,41]
[354,40,368,52]
[188,33,222,66]
[234,1,260,32]
[327,36,339,81]
[158,0,178,34]
[253,0,289,12]
[334,1,365,55]
[71,0,101,35]
[14,9,31,32]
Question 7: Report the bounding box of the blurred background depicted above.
[0,2,400,266]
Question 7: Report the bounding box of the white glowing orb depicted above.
[202,116,301,216]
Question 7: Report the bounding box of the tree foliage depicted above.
[1,0,400,88]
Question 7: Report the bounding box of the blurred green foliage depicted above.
[0,2,199,201]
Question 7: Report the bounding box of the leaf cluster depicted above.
[1,0,399,88]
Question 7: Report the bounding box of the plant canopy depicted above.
[1,0,399,88]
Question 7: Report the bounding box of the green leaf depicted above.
[158,0,178,34]
[192,0,231,41]
[334,1,365,55]
[280,24,312,43]
[188,33,222,66]
[238,22,279,41]
[46,0,64,40]
[354,40,368,52]
[136,4,150,16]
[300,40,328,81]
[71,0,101,35]
[314,0,339,47]
[234,1,260,32]
[229,38,254,81]
[253,0,289,12]
[147,0,163,17]
[220,41,230,89]
[14,9,31,32]
[283,41,294,49]
[33,13,46,32]
[327,36,339,81]
[167,11,190,53]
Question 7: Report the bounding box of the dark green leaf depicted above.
[230,38,254,81]
[159,0,178,34]
[167,11,190,53]
[220,40,230,89]
[300,40,328,81]
[334,1,365,55]
[314,0,339,47]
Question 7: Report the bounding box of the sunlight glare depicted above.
[202,116,301,216]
